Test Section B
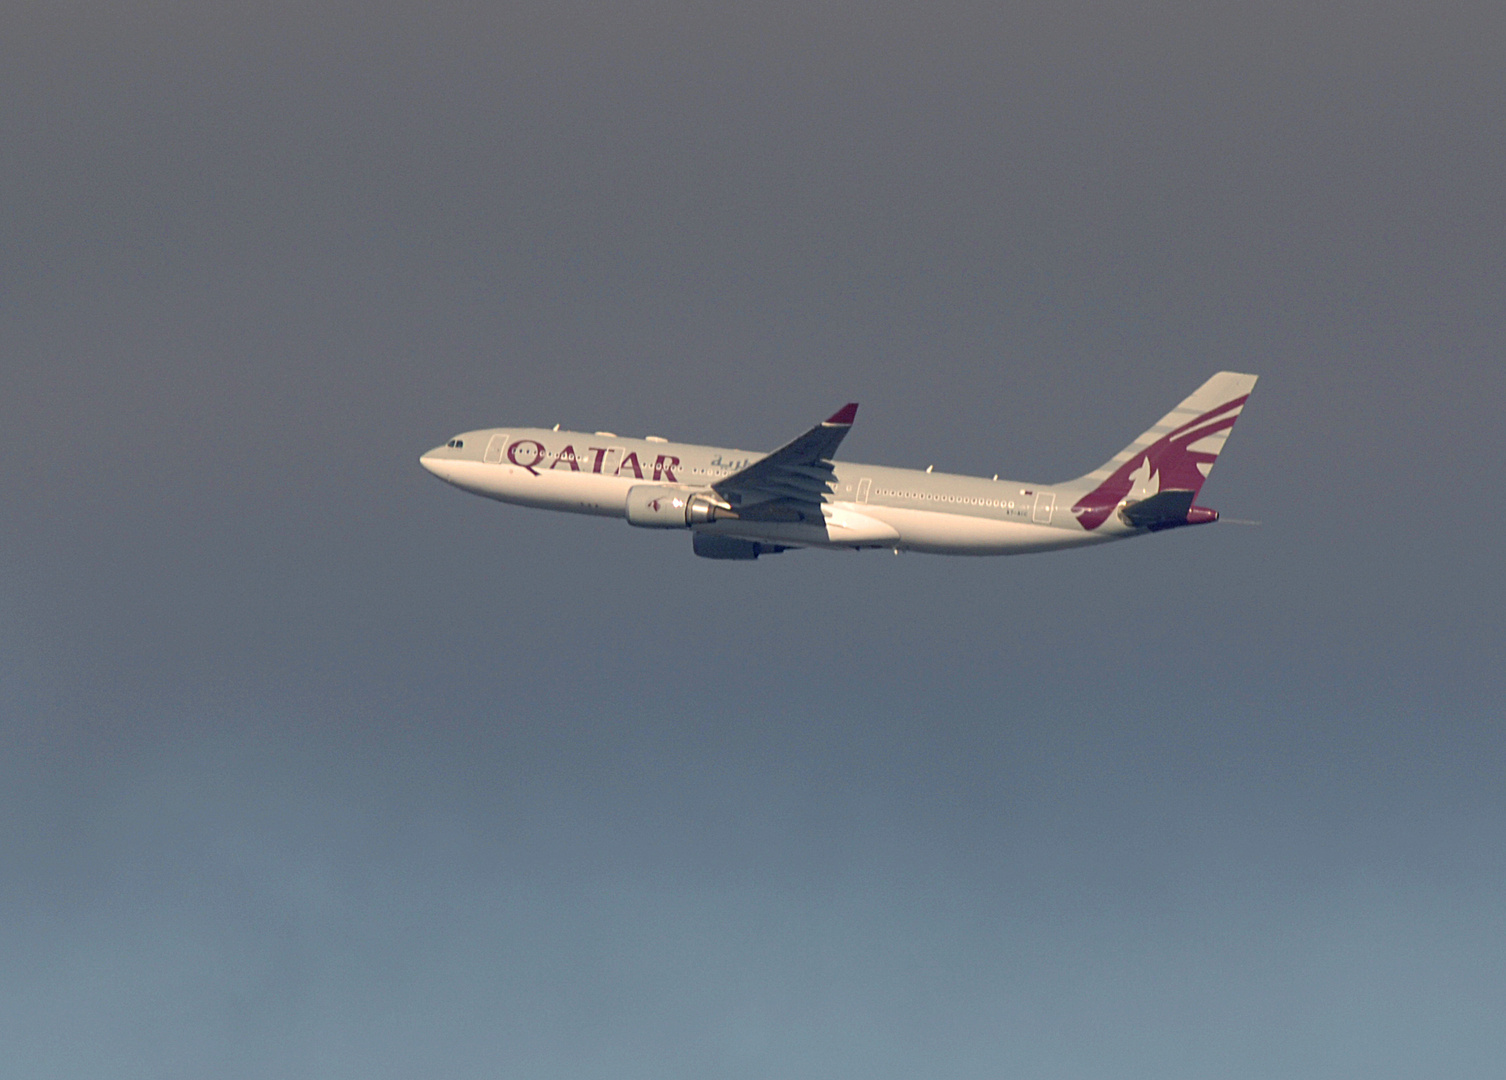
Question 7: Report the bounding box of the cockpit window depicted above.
[447,439,464,448]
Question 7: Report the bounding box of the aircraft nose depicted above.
[419,449,449,479]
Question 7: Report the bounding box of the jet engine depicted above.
[624,486,735,528]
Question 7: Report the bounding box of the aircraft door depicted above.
[483,434,510,463]
[600,447,624,475]
[856,478,872,504]
[1032,491,1056,524]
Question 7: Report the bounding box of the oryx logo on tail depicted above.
[1070,372,1257,531]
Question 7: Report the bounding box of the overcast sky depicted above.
[3,4,1504,1078]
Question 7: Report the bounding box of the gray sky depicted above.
[3,4,1504,1077]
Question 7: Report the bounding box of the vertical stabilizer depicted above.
[1069,371,1258,531]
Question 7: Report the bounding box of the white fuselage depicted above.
[420,427,1135,555]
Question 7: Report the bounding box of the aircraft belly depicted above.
[699,503,899,549]
[864,506,1105,555]
[821,504,901,545]
[428,460,629,517]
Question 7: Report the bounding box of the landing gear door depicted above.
[1032,491,1055,524]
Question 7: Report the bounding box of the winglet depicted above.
[824,403,859,426]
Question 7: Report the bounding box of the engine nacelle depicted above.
[624,486,732,529]
[692,534,786,560]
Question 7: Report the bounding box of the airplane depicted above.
[419,371,1257,559]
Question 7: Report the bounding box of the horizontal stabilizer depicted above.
[1118,489,1218,531]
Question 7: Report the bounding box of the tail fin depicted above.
[1069,371,1258,531]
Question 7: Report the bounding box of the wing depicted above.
[712,403,858,522]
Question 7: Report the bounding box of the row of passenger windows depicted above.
[874,488,1022,509]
